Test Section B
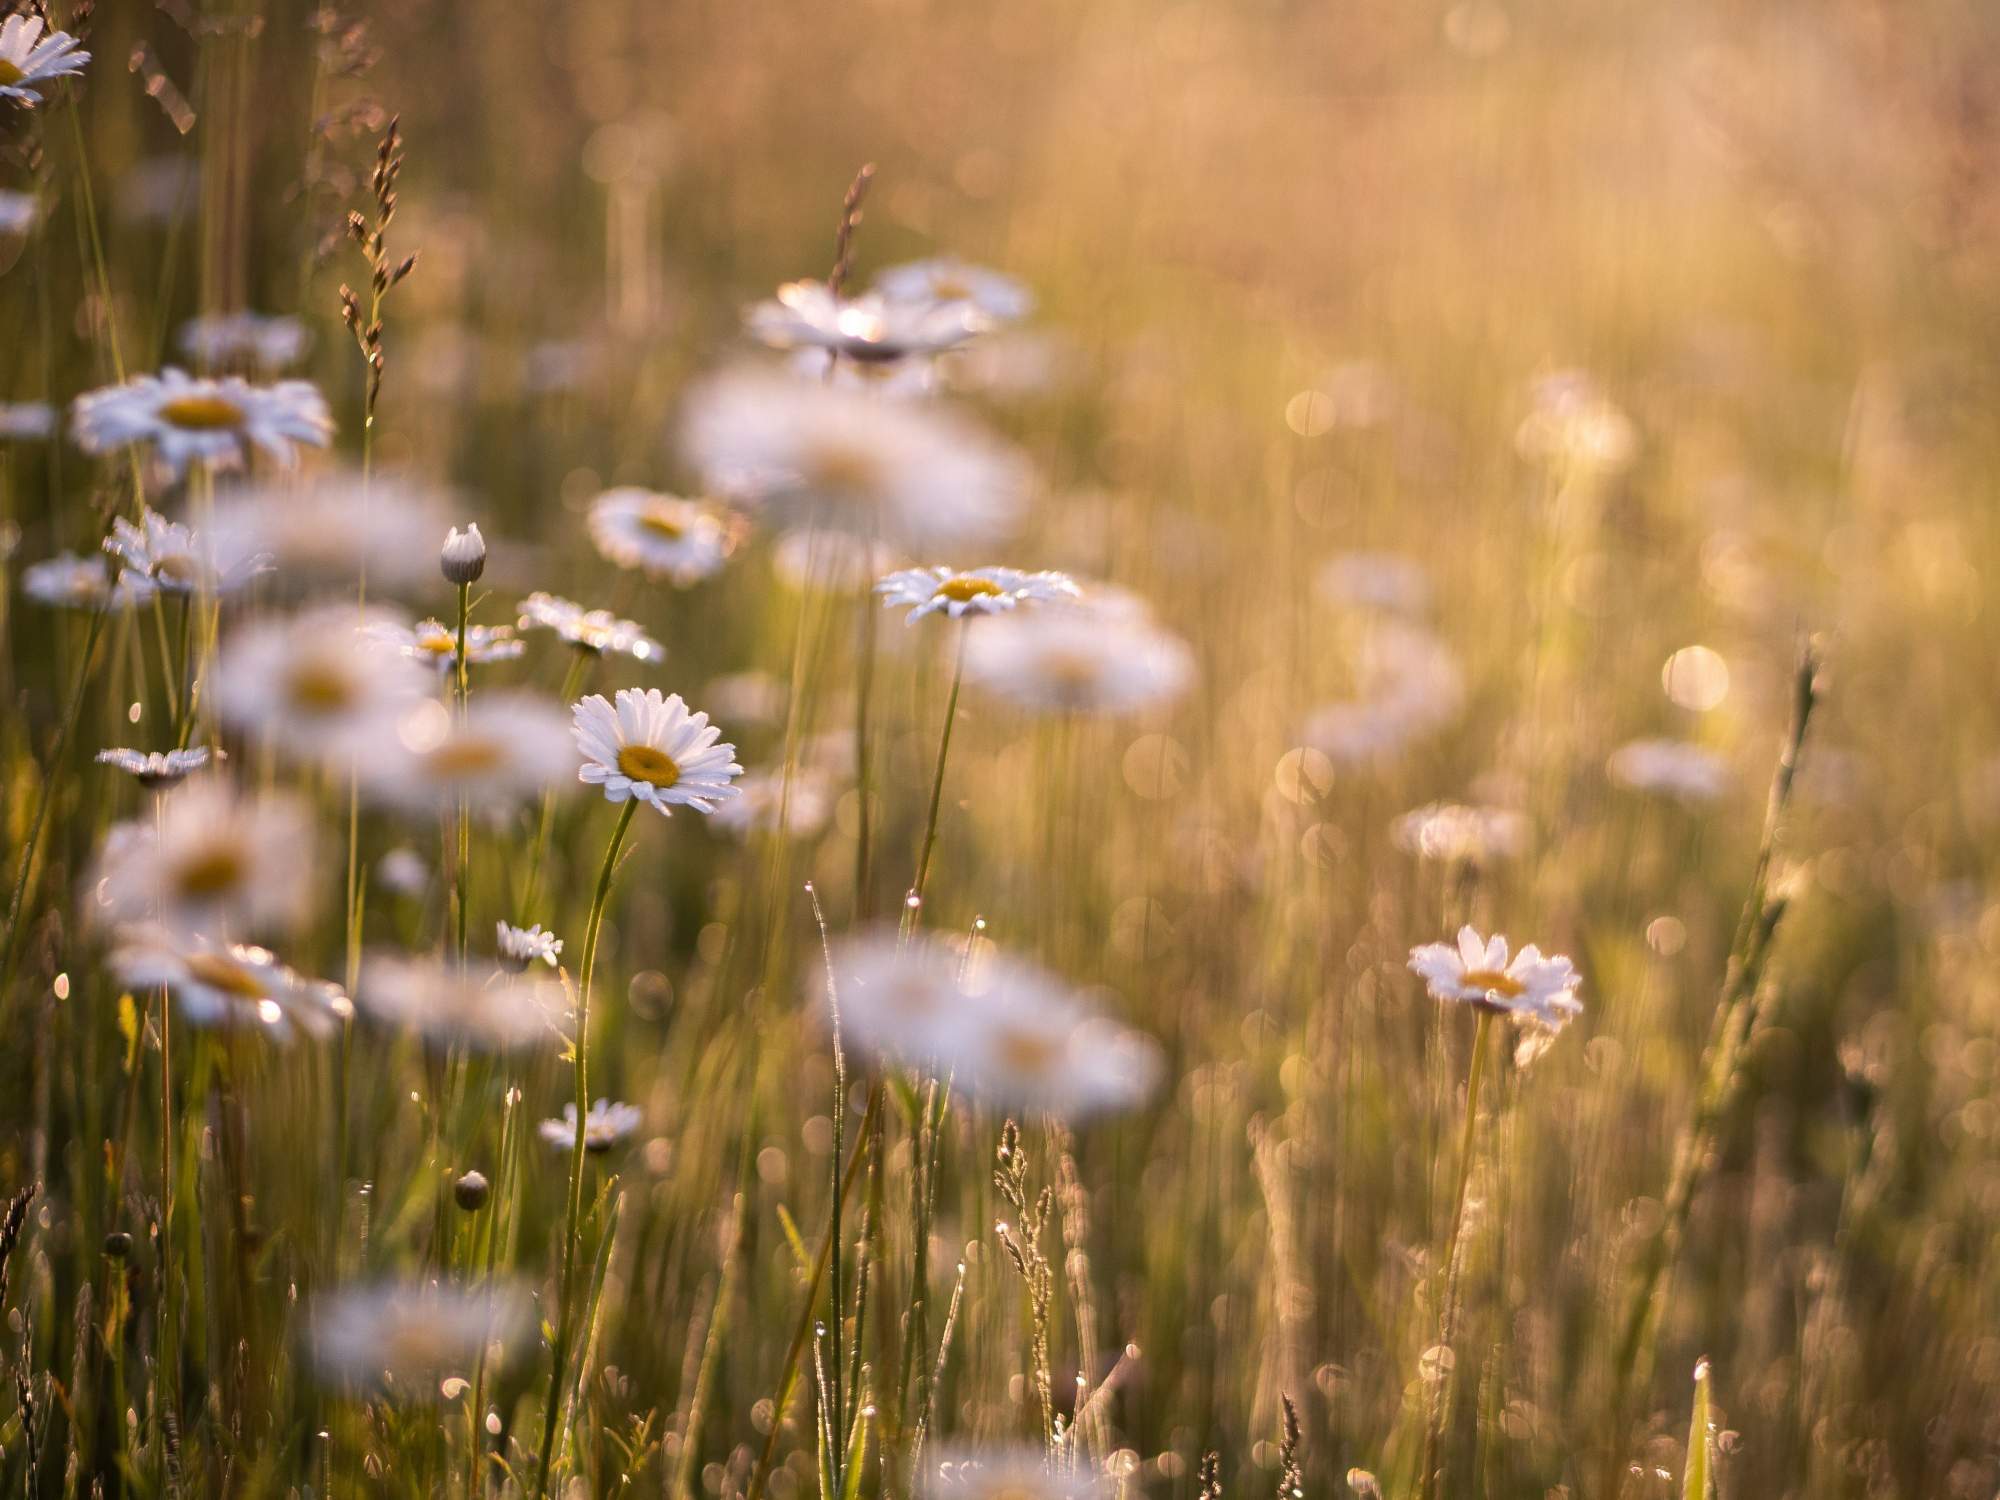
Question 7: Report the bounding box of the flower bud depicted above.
[453,1169,490,1212]
[103,1231,132,1258]
[441,524,486,585]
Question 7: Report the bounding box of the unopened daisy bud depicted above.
[440,524,486,584]
[453,1170,491,1212]
[103,1231,132,1259]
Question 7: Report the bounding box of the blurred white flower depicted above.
[707,767,834,841]
[872,258,1033,324]
[0,191,37,237]
[364,616,524,673]
[205,471,456,594]
[573,688,742,817]
[927,1449,1098,1500]
[682,368,1029,551]
[0,400,55,440]
[875,565,1078,624]
[496,921,562,970]
[376,847,429,897]
[587,488,738,585]
[786,346,940,397]
[96,746,215,790]
[701,670,787,728]
[110,925,350,1038]
[1515,369,1636,472]
[1303,621,1464,763]
[962,608,1194,716]
[538,1098,642,1152]
[1607,737,1727,803]
[517,592,663,662]
[71,369,332,478]
[177,311,311,372]
[90,778,315,937]
[105,511,270,597]
[746,280,984,363]
[212,605,430,765]
[306,1281,529,1395]
[0,15,88,105]
[1390,801,1527,863]
[21,553,155,610]
[1408,926,1582,1030]
[360,695,576,815]
[1316,551,1431,615]
[353,954,565,1051]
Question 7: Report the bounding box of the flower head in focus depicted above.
[496,921,562,971]
[572,688,742,817]
[365,616,524,673]
[876,565,1078,624]
[538,1098,642,1153]
[1408,926,1582,1030]
[0,15,88,105]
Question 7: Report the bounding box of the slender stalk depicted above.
[534,798,637,1498]
[522,649,593,919]
[452,580,472,967]
[904,621,968,934]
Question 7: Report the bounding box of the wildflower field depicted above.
[0,1,1995,1495]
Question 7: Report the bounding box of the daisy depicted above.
[358,695,576,814]
[210,604,430,764]
[306,1281,529,1396]
[20,553,155,610]
[0,16,88,105]
[875,565,1079,624]
[961,609,1194,716]
[1390,801,1528,863]
[1607,738,1728,804]
[0,191,36,237]
[786,346,941,398]
[1407,926,1583,1030]
[105,511,270,596]
[176,311,311,372]
[364,616,525,673]
[517,592,663,662]
[681,367,1029,551]
[89,778,315,937]
[496,921,561,970]
[353,953,565,1051]
[872,258,1034,324]
[707,767,834,842]
[96,746,216,790]
[538,1098,642,1153]
[572,688,742,817]
[110,925,351,1038]
[205,470,456,593]
[586,488,738,586]
[0,400,54,439]
[71,368,332,479]
[1316,551,1432,616]
[746,280,984,363]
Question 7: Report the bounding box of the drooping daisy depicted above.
[110,925,351,1038]
[305,1281,529,1396]
[1390,802,1528,863]
[1407,926,1583,1030]
[20,553,155,610]
[211,604,430,765]
[358,695,576,815]
[1316,551,1432,616]
[0,400,55,440]
[89,778,315,937]
[961,609,1194,717]
[496,921,561,971]
[353,953,566,1052]
[746,280,984,363]
[71,368,333,478]
[0,15,89,105]
[364,616,525,673]
[572,688,743,817]
[707,767,834,842]
[681,367,1029,551]
[516,592,663,662]
[96,746,216,790]
[538,1098,642,1153]
[105,511,270,597]
[176,311,311,372]
[872,258,1034,324]
[586,488,739,586]
[0,191,36,238]
[205,471,456,594]
[1606,738,1727,804]
[875,565,1079,624]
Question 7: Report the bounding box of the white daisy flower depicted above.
[516,592,663,662]
[0,400,53,440]
[20,553,156,610]
[827,932,1164,1121]
[353,953,565,1052]
[961,609,1194,717]
[0,16,88,105]
[1607,737,1728,804]
[210,604,431,765]
[1316,551,1432,615]
[572,688,743,817]
[359,695,576,815]
[95,746,216,790]
[496,921,561,970]
[538,1098,642,1153]
[104,511,270,597]
[746,280,984,363]
[681,367,1029,551]
[89,778,315,938]
[872,258,1034,324]
[0,191,37,237]
[785,346,941,398]
[305,1280,529,1396]
[875,565,1078,624]
[176,311,311,372]
[1390,802,1528,863]
[707,767,834,842]
[110,925,351,1038]
[205,471,457,594]
[71,368,332,479]
[363,616,525,673]
[1407,926,1583,1030]
[586,489,739,586]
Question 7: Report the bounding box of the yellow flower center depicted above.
[933,575,1004,604]
[174,843,247,899]
[804,439,884,497]
[423,736,507,777]
[929,274,973,301]
[286,659,355,713]
[158,395,246,431]
[415,630,455,657]
[1460,968,1524,998]
[184,952,269,1000]
[617,744,680,788]
[639,507,687,541]
[993,1025,1062,1077]
[0,60,23,88]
